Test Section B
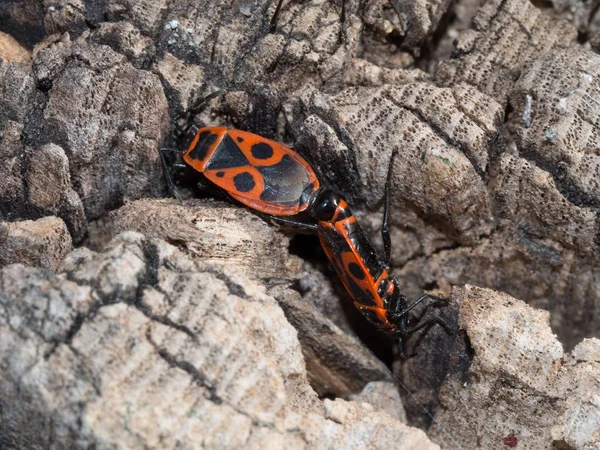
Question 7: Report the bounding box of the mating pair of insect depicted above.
[160,95,451,343]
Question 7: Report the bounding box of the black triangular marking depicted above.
[206,134,250,170]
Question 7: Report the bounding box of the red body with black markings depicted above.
[182,127,320,216]
[171,126,401,331]
[308,188,448,336]
[313,195,399,331]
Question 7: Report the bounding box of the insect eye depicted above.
[312,190,340,221]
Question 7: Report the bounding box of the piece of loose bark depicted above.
[270,285,395,398]
[0,216,72,270]
[106,198,303,281]
[430,285,600,450]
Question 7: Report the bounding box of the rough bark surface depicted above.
[0,216,72,270]
[431,286,600,450]
[0,232,438,450]
[104,198,303,280]
[436,0,577,101]
[0,0,599,448]
[106,198,395,399]
[551,0,600,35]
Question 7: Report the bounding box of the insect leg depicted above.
[174,90,222,139]
[392,316,451,359]
[266,215,319,231]
[269,0,285,33]
[387,281,454,360]
[381,149,398,267]
[160,148,183,202]
[187,90,222,119]
[394,292,438,318]
[402,316,453,336]
[339,0,348,45]
[388,291,453,332]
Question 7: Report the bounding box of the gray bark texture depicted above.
[0,0,599,448]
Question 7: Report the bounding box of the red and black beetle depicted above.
[161,98,449,337]
[171,127,319,216]
[305,151,450,336]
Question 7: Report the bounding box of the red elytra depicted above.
[182,127,320,216]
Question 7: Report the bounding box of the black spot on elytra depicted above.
[348,262,366,280]
[251,142,274,160]
[233,172,255,192]
[188,131,218,161]
[237,136,244,143]
[216,171,225,178]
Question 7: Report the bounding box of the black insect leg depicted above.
[269,0,285,32]
[160,148,185,202]
[339,0,348,45]
[388,292,442,325]
[388,288,412,359]
[381,149,398,267]
[388,292,453,336]
[390,294,455,360]
[263,215,319,232]
[174,90,222,140]
[186,125,200,138]
[396,315,454,359]
[396,335,413,360]
[389,291,454,357]
[402,315,453,336]
[187,90,222,120]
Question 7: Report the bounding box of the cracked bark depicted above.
[0,232,440,449]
